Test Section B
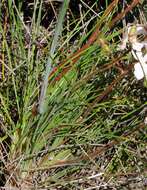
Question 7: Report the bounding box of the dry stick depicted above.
[48,0,140,83]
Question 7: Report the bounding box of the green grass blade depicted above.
[38,0,70,114]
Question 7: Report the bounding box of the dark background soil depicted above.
[14,0,144,29]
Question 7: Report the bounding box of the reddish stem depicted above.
[48,0,140,83]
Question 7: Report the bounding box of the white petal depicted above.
[143,54,147,63]
[136,25,147,35]
[133,62,147,80]
[132,42,144,51]
[144,117,147,125]
[134,51,147,65]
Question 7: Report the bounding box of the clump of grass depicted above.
[0,0,146,189]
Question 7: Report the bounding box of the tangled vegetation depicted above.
[0,0,147,189]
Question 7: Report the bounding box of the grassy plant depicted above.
[0,0,146,189]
